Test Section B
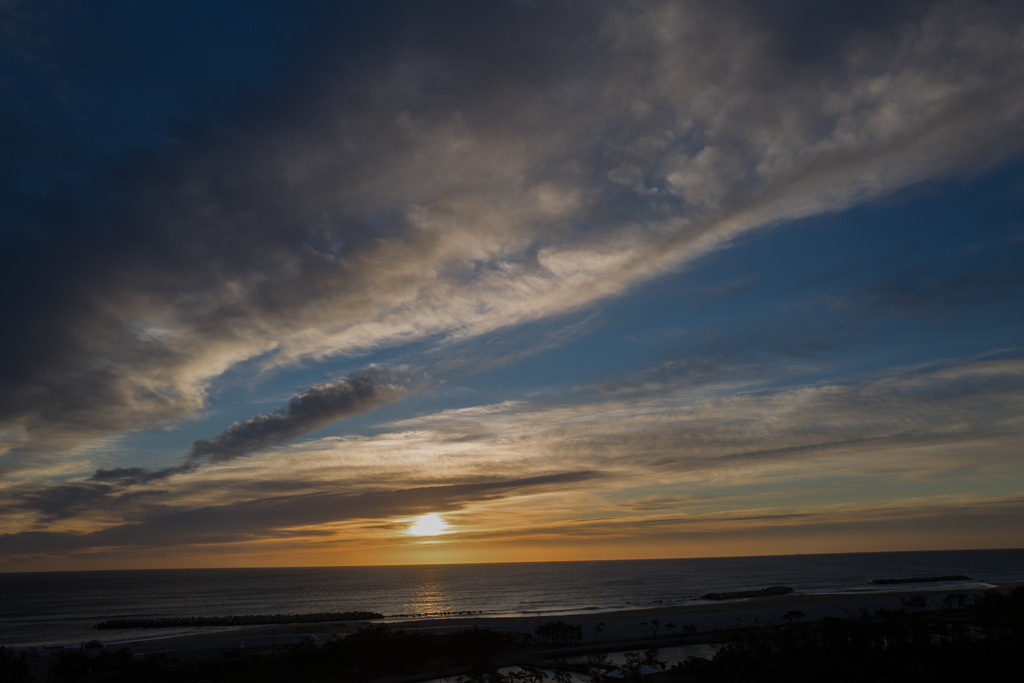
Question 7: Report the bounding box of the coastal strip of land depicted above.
[88,580,1022,656]
[16,581,1021,683]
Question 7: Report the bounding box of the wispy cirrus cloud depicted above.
[3,1,1024,570]
[3,0,1024,472]
[3,351,1023,563]
[0,471,603,556]
[380,354,1024,484]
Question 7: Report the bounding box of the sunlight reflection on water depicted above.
[4,549,1021,646]
[409,582,454,615]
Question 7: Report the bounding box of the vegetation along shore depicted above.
[4,584,1021,682]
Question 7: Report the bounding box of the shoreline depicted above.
[45,580,1017,654]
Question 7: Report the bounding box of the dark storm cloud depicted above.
[3,0,1024,473]
[0,471,601,554]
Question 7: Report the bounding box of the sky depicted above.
[2,0,1024,572]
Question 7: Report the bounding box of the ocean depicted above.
[1,548,1021,647]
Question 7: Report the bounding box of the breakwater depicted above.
[701,586,793,600]
[93,611,383,630]
[870,575,972,585]
[386,610,481,617]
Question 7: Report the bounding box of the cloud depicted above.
[85,366,416,485]
[3,0,1024,473]
[4,350,1023,560]
[14,482,116,522]
[55,355,1024,509]
[0,471,601,555]
[384,354,1024,483]
[427,313,603,376]
[442,495,1024,552]
[89,467,166,485]
[188,367,411,465]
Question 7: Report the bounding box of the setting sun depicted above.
[408,513,449,537]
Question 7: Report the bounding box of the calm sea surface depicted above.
[2,549,1021,647]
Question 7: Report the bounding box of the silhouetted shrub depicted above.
[0,647,32,683]
[534,620,583,645]
[670,587,1024,682]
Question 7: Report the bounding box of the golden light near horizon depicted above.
[408,513,449,537]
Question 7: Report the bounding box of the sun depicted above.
[408,513,449,537]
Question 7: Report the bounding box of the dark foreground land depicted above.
[676,586,1024,682]
[3,585,1022,682]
